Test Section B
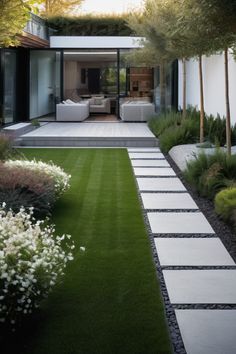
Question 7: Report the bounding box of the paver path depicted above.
[127,147,236,354]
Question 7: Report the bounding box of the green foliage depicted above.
[48,15,134,36]
[0,135,13,161]
[148,111,182,136]
[39,0,84,17]
[159,118,199,153]
[0,0,30,47]
[149,107,236,153]
[31,119,40,127]
[184,150,236,199]
[215,188,236,223]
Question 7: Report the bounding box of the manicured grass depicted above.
[5,148,171,354]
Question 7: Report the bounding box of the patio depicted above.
[19,122,158,147]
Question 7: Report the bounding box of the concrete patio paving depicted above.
[19,122,158,147]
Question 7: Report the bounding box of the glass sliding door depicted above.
[3,50,16,124]
[30,50,61,120]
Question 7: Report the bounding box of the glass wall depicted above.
[153,62,173,113]
[3,50,16,124]
[30,50,61,119]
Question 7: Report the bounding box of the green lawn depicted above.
[6,148,171,354]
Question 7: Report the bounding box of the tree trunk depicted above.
[159,62,166,113]
[182,58,187,119]
[224,47,231,156]
[199,55,205,143]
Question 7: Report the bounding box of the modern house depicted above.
[0,13,178,125]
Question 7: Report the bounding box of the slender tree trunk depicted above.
[182,58,187,119]
[199,55,205,143]
[160,62,166,113]
[224,47,231,156]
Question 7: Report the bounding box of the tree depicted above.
[39,0,84,17]
[195,0,236,154]
[127,0,195,118]
[127,1,179,113]
[0,0,30,47]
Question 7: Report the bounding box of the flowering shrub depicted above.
[0,163,55,217]
[5,160,71,197]
[0,205,74,328]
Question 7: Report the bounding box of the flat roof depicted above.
[50,36,143,49]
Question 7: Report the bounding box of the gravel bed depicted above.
[165,154,236,262]
[173,304,236,310]
[152,233,216,238]
[162,266,236,270]
[145,209,200,213]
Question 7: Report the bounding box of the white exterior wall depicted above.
[178,53,236,125]
[50,36,143,49]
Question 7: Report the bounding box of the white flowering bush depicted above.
[0,204,74,328]
[5,160,71,197]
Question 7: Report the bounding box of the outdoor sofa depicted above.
[56,101,89,121]
[120,101,155,122]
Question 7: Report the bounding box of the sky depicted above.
[80,0,144,14]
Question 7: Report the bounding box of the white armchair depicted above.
[56,102,89,121]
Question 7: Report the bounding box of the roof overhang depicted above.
[50,36,144,49]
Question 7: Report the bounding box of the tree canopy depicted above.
[0,0,30,47]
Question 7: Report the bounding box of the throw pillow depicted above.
[94,98,103,105]
[65,99,75,104]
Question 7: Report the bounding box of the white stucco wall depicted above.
[178,53,236,125]
[50,36,143,49]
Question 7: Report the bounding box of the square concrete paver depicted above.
[141,193,198,210]
[148,212,214,234]
[163,270,236,304]
[128,148,161,152]
[129,152,165,159]
[155,238,235,266]
[134,168,176,177]
[137,178,186,191]
[175,310,236,354]
[131,159,170,167]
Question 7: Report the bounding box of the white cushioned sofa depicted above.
[88,97,111,114]
[120,101,155,122]
[56,100,89,121]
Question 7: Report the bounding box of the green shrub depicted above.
[149,106,236,153]
[48,15,133,36]
[159,118,199,153]
[0,164,56,217]
[215,188,236,222]
[148,111,182,137]
[184,150,236,199]
[0,134,13,161]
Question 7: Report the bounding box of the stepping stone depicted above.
[141,193,198,210]
[148,212,214,234]
[131,159,170,167]
[134,168,176,177]
[137,177,186,191]
[129,152,165,159]
[176,310,236,354]
[155,238,235,266]
[163,270,236,304]
[128,148,161,152]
